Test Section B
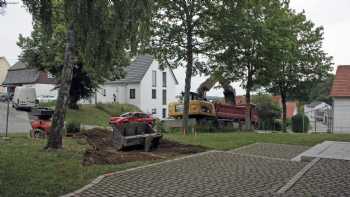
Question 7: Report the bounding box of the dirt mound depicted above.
[76,128,207,166]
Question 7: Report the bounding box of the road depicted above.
[0,102,31,134]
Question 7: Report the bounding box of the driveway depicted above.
[0,102,31,134]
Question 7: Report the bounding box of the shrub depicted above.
[66,121,81,134]
[292,114,309,133]
[153,118,167,133]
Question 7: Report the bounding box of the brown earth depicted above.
[74,128,207,165]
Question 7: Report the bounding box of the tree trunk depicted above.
[46,24,75,149]
[244,72,252,131]
[281,92,287,132]
[182,13,194,135]
[245,88,252,131]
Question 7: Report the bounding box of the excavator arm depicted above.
[197,75,236,105]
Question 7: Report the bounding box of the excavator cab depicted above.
[168,92,216,119]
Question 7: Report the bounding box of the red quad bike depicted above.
[109,112,154,128]
[30,108,54,138]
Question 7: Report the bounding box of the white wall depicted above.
[94,83,141,109]
[333,97,350,133]
[140,60,178,119]
[0,57,10,93]
[22,84,58,98]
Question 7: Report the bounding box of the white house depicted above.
[93,55,179,119]
[0,57,10,93]
[330,65,350,133]
[2,61,58,98]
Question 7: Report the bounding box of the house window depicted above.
[152,108,157,115]
[162,89,167,105]
[152,89,156,99]
[152,70,157,87]
[102,89,106,96]
[130,89,136,99]
[162,72,167,87]
[162,108,167,118]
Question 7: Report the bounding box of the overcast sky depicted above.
[1,0,349,96]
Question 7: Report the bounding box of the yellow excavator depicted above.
[168,75,236,119]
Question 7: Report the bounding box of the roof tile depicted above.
[330,65,350,97]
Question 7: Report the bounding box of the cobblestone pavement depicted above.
[75,152,306,197]
[281,158,350,197]
[231,143,309,160]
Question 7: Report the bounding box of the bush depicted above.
[153,118,167,133]
[292,114,309,133]
[66,121,81,134]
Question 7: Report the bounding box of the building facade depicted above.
[330,65,350,133]
[2,62,57,98]
[92,55,179,119]
[0,57,10,93]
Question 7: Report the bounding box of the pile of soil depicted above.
[75,128,207,166]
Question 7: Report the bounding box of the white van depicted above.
[12,87,37,110]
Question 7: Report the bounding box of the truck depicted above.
[168,92,258,129]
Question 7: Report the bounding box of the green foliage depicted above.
[66,121,81,134]
[292,114,310,133]
[66,104,140,127]
[19,0,153,104]
[38,100,56,108]
[153,118,166,133]
[95,103,140,116]
[252,94,282,131]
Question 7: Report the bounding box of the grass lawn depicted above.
[65,103,140,127]
[0,135,150,197]
[165,131,350,150]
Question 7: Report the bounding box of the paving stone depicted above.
[282,158,350,197]
[76,152,306,197]
[231,143,309,160]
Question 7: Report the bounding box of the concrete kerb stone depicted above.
[276,157,320,194]
[60,150,222,197]
[226,151,294,162]
[228,142,260,152]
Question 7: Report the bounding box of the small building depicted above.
[93,55,179,119]
[0,57,10,93]
[330,65,350,133]
[2,62,57,98]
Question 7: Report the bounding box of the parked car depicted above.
[37,95,56,103]
[109,112,154,127]
[12,87,38,110]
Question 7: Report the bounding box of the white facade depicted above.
[22,84,58,99]
[94,59,178,119]
[333,97,350,133]
[0,57,10,93]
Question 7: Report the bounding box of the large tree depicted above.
[208,0,283,130]
[151,0,212,134]
[266,5,332,132]
[22,0,153,149]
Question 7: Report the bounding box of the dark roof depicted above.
[9,61,28,70]
[330,65,350,97]
[3,68,39,85]
[2,62,56,85]
[107,55,178,84]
